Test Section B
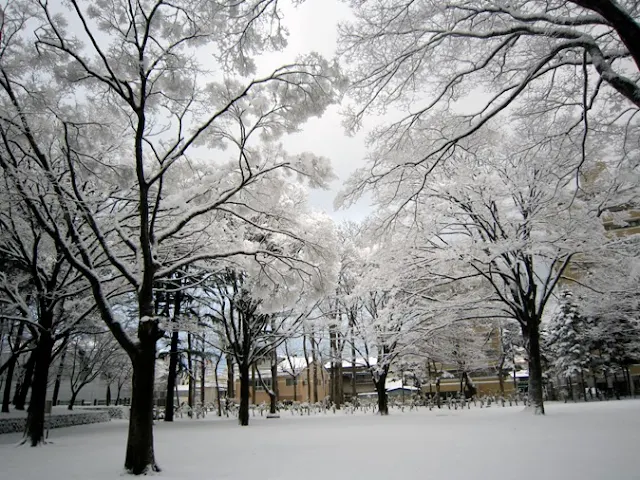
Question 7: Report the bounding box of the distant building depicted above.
[234,356,329,404]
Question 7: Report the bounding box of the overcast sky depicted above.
[254,0,372,222]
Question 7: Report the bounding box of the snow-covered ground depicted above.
[1,400,638,479]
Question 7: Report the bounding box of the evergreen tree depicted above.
[544,291,591,392]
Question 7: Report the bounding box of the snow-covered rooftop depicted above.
[323,357,378,370]
[385,380,419,392]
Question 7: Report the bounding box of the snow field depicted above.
[0,400,638,480]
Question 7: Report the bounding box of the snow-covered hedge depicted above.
[0,411,110,435]
[74,405,129,420]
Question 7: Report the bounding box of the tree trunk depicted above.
[200,352,206,406]
[238,363,250,426]
[251,364,256,405]
[311,335,318,403]
[329,326,337,405]
[14,350,36,410]
[497,353,506,397]
[580,370,588,401]
[68,391,78,411]
[24,321,54,446]
[2,355,17,413]
[375,371,389,415]
[293,377,297,402]
[106,384,112,406]
[213,357,222,417]
[226,354,234,399]
[51,341,68,407]
[336,361,344,408]
[624,366,634,397]
[2,323,25,413]
[164,329,179,422]
[187,333,194,408]
[524,320,545,415]
[303,333,311,402]
[350,342,357,401]
[124,337,159,474]
[568,376,575,401]
[270,347,278,414]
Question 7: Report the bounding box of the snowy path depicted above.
[1,400,638,479]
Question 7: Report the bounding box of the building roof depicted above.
[385,380,419,392]
[323,357,378,370]
[176,384,227,391]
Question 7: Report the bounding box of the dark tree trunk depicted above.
[68,391,78,410]
[164,286,183,422]
[106,384,112,406]
[302,333,311,402]
[14,350,36,410]
[187,333,194,408]
[568,376,575,401]
[200,340,206,406]
[124,330,159,474]
[337,361,344,408]
[2,355,17,413]
[51,341,68,407]
[226,354,234,399]
[293,377,297,402]
[251,364,256,405]
[164,329,179,422]
[311,336,318,403]
[24,319,54,446]
[213,357,222,417]
[238,363,250,426]
[116,384,124,405]
[350,344,357,401]
[624,366,634,397]
[349,312,357,401]
[329,326,337,405]
[570,0,640,72]
[270,349,278,415]
[497,353,506,397]
[524,320,545,415]
[3,322,25,413]
[375,371,389,415]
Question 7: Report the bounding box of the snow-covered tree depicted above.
[0,187,95,445]
[0,0,341,473]
[364,127,612,414]
[337,1,640,211]
[65,329,121,410]
[544,290,591,397]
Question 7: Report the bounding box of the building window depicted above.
[285,378,298,386]
[252,378,271,390]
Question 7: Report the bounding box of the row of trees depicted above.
[336,0,640,416]
[1,0,639,477]
[545,290,640,399]
[0,0,342,474]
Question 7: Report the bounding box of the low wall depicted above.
[74,405,130,419]
[0,410,110,435]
